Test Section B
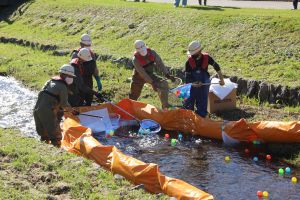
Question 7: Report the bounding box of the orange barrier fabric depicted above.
[115,99,300,143]
[61,118,213,200]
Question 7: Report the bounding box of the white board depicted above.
[78,108,113,133]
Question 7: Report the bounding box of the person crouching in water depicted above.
[33,64,78,147]
[129,40,176,109]
[184,41,225,118]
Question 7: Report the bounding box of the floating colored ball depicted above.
[225,156,230,162]
[165,134,170,139]
[110,130,114,136]
[278,168,284,175]
[263,191,269,197]
[171,139,177,146]
[178,133,183,140]
[244,148,250,154]
[291,177,297,184]
[257,191,263,197]
[106,134,111,138]
[253,157,258,162]
[266,154,272,160]
[285,167,291,174]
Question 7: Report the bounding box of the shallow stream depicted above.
[1,76,299,200]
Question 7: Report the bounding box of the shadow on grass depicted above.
[212,108,255,121]
[0,0,34,24]
[187,5,241,11]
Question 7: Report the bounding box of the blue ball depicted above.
[285,167,291,174]
[178,133,183,140]
[253,157,258,162]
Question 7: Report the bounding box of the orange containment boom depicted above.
[62,114,213,199]
[61,99,300,199]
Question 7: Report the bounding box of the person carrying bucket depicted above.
[33,64,79,147]
[184,41,225,118]
[129,40,176,109]
[69,48,103,106]
[71,34,102,105]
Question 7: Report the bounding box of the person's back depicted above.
[35,79,69,111]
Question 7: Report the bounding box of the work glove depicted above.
[95,76,102,92]
[95,92,104,102]
[166,74,176,82]
[71,109,80,116]
[151,82,159,92]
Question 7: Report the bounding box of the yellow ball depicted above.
[225,156,230,162]
[292,177,297,184]
[263,191,269,197]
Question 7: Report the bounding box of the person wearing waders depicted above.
[69,48,103,106]
[33,64,78,147]
[71,34,102,105]
[184,41,225,118]
[129,40,176,109]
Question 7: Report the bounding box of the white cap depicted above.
[59,64,76,77]
[134,40,147,56]
[78,48,93,61]
[80,33,92,46]
[187,41,202,56]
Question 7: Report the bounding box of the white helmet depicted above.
[78,48,93,61]
[80,33,92,46]
[134,40,147,56]
[59,64,76,77]
[187,41,202,56]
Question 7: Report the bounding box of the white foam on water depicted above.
[0,76,38,138]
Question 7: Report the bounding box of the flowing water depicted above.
[1,75,300,200]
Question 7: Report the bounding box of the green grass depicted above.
[0,128,167,199]
[0,42,163,106]
[0,0,299,87]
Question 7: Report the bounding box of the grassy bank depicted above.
[0,0,299,87]
[0,42,299,119]
[0,128,167,199]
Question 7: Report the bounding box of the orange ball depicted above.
[266,154,272,160]
[165,134,170,139]
[257,191,263,197]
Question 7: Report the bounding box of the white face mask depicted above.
[139,48,147,56]
[65,77,73,85]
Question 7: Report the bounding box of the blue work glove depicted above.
[95,76,102,91]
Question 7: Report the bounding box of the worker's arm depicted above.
[93,66,102,92]
[58,83,71,108]
[208,56,225,86]
[152,50,169,76]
